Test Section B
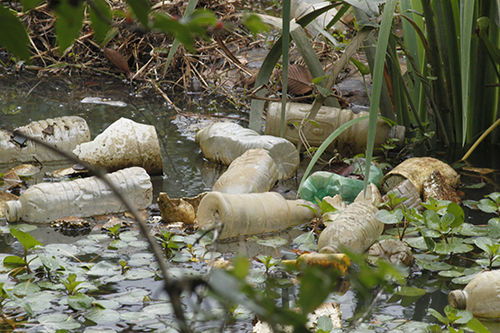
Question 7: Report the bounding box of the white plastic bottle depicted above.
[212,149,279,194]
[448,270,500,318]
[197,192,317,239]
[195,122,299,180]
[265,102,405,155]
[4,167,152,223]
[318,183,383,254]
[0,116,90,165]
[73,117,163,175]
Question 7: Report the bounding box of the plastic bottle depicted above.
[73,117,163,175]
[318,183,383,254]
[197,192,317,239]
[212,149,279,194]
[298,158,383,204]
[264,102,405,155]
[380,157,459,195]
[448,270,500,318]
[195,122,300,180]
[4,167,153,223]
[0,116,90,165]
[281,252,350,274]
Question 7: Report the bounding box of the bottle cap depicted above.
[4,200,20,223]
[448,290,467,310]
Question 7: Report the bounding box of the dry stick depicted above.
[459,117,500,162]
[296,27,373,152]
[5,129,194,333]
[148,78,184,114]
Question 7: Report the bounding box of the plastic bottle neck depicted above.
[448,290,467,310]
[4,200,21,222]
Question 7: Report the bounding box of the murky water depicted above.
[1,73,500,332]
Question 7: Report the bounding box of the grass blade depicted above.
[281,0,291,137]
[460,0,475,145]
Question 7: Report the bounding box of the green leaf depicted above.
[312,75,328,85]
[68,292,94,311]
[478,198,498,214]
[0,4,31,62]
[376,209,403,224]
[447,202,464,228]
[3,255,26,267]
[434,242,474,255]
[89,0,112,45]
[20,0,44,11]
[231,255,249,280]
[242,13,269,36]
[316,85,332,97]
[429,308,449,325]
[317,315,334,332]
[293,231,315,245]
[10,228,42,252]
[474,237,495,255]
[84,306,120,324]
[319,199,337,214]
[125,0,151,28]
[53,0,85,55]
[467,318,492,333]
[395,286,427,297]
[488,218,500,238]
[350,56,371,75]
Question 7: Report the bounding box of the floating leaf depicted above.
[44,243,79,256]
[10,228,42,251]
[68,292,94,311]
[38,313,81,330]
[13,281,40,296]
[395,286,427,297]
[468,318,493,333]
[457,223,487,236]
[120,311,156,323]
[434,242,474,255]
[124,268,155,280]
[416,259,452,271]
[293,231,315,245]
[84,306,120,324]
[438,270,464,278]
[143,303,173,315]
[3,255,26,268]
[111,288,149,305]
[87,261,120,276]
[255,237,288,247]
[478,198,499,214]
[488,218,500,238]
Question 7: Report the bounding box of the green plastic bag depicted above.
[298,159,383,204]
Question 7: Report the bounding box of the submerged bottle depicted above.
[265,102,405,155]
[195,122,299,180]
[197,192,317,239]
[212,149,279,194]
[0,116,90,165]
[4,167,153,223]
[449,270,500,318]
[318,183,383,254]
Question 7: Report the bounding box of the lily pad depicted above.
[438,270,464,278]
[143,303,174,315]
[13,280,40,296]
[68,292,94,311]
[87,261,120,276]
[94,300,120,309]
[416,259,452,272]
[124,268,155,280]
[111,288,149,305]
[84,307,121,324]
[404,237,428,250]
[255,237,288,247]
[44,243,80,256]
[129,240,149,248]
[434,242,474,254]
[25,291,58,312]
[38,313,81,330]
[120,311,157,323]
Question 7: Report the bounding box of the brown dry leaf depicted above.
[124,209,149,221]
[287,64,313,95]
[3,170,22,189]
[103,47,130,74]
[461,166,497,174]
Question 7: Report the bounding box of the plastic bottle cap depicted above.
[448,290,467,310]
[4,200,20,223]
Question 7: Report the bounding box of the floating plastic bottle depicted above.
[197,192,317,239]
[449,270,500,318]
[298,158,383,204]
[4,167,152,223]
[282,252,350,274]
[212,149,279,194]
[318,183,383,254]
[195,122,299,180]
[73,118,163,175]
[0,116,90,165]
[265,102,405,155]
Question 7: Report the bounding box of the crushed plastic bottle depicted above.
[0,116,90,165]
[197,192,317,239]
[298,158,383,204]
[195,122,300,180]
[212,149,279,193]
[318,183,383,254]
[73,117,163,175]
[4,167,152,223]
[449,270,500,318]
[265,102,405,155]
